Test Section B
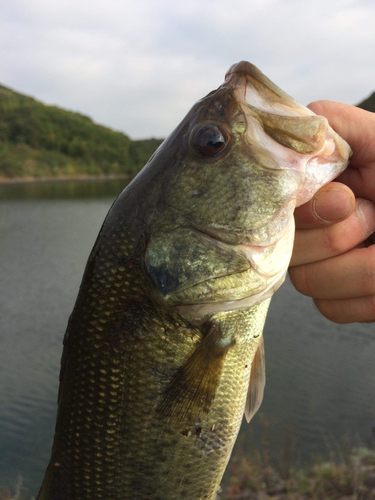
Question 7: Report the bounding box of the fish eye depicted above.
[191,124,229,157]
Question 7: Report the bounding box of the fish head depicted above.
[141,62,351,318]
[152,82,301,249]
[224,61,351,207]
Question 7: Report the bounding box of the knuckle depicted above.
[289,265,312,297]
[314,298,348,325]
[358,247,375,294]
[324,226,350,255]
[367,295,375,321]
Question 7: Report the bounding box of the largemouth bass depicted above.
[37,61,351,500]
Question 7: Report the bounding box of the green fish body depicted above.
[37,62,350,500]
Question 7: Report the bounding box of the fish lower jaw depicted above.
[168,222,294,319]
[172,268,287,320]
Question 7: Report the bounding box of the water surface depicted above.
[1,179,374,495]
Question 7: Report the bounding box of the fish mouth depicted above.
[225,61,313,118]
[222,61,351,206]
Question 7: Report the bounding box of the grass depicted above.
[225,442,375,499]
[0,474,35,500]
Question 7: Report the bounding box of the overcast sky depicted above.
[1,0,374,139]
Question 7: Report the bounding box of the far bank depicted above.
[0,173,131,185]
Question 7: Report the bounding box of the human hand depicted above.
[290,101,375,323]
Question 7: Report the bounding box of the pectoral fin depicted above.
[157,321,233,429]
[245,335,266,423]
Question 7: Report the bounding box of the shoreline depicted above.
[0,173,132,185]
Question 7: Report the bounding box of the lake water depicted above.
[1,179,374,496]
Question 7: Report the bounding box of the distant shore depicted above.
[0,174,132,185]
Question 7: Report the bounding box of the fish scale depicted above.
[37,62,350,499]
[38,202,269,500]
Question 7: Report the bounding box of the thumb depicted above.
[294,182,355,229]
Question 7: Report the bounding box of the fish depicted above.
[37,61,351,500]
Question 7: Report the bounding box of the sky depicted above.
[1,0,375,139]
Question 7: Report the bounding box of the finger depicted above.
[308,100,375,204]
[289,244,375,300]
[314,296,375,324]
[290,198,375,267]
[307,100,375,167]
[337,165,375,206]
[294,182,355,229]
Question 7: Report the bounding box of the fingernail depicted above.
[313,189,355,222]
[356,199,375,237]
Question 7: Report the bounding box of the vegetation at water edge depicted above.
[225,445,375,499]
[357,92,375,113]
[224,418,375,500]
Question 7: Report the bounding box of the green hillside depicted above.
[0,82,373,181]
[0,84,163,179]
[357,91,375,112]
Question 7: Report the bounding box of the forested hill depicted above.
[357,92,375,112]
[0,83,374,180]
[0,84,163,179]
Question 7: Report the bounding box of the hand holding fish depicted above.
[290,101,375,323]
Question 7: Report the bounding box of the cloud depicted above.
[0,0,374,138]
